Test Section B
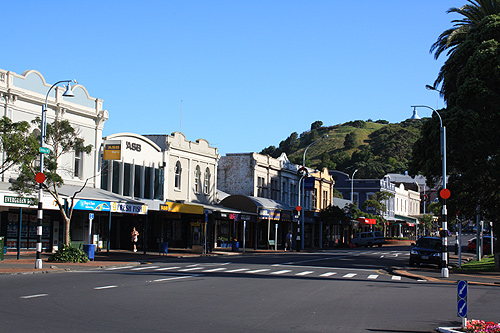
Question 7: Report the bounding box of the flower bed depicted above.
[463,320,500,333]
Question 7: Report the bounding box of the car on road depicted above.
[409,236,443,268]
[351,231,385,247]
[466,236,496,254]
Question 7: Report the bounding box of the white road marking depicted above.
[391,276,402,281]
[178,267,205,272]
[225,268,249,273]
[342,273,357,278]
[319,272,337,277]
[270,270,292,275]
[153,276,197,282]
[20,294,48,299]
[94,285,117,290]
[131,266,159,271]
[155,267,181,271]
[367,275,379,279]
[106,266,136,270]
[202,268,227,272]
[296,271,314,276]
[246,269,270,274]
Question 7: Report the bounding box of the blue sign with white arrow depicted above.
[457,299,467,318]
[457,280,468,299]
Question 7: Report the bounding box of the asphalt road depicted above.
[1,247,499,332]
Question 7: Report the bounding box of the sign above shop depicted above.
[103,140,121,160]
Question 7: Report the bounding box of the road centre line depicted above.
[20,294,48,299]
[178,267,205,272]
[280,255,356,265]
[246,269,270,274]
[94,285,118,290]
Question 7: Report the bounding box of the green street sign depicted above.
[39,147,50,154]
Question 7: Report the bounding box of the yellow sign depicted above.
[160,202,204,214]
[103,140,121,160]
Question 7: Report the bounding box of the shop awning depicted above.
[406,222,415,227]
[357,217,377,225]
[394,214,418,223]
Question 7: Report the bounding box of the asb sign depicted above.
[103,140,121,160]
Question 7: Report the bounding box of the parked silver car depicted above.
[351,231,385,247]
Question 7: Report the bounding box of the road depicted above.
[0,247,498,332]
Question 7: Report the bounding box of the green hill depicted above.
[260,119,422,179]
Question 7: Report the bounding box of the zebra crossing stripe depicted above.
[155,267,181,271]
[178,267,205,272]
[296,271,314,276]
[225,268,249,273]
[246,269,270,273]
[271,270,292,275]
[367,275,379,279]
[319,272,337,277]
[391,276,402,281]
[131,266,159,271]
[343,273,357,278]
[202,268,227,272]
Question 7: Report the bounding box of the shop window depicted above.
[204,167,210,194]
[100,160,109,191]
[174,161,182,190]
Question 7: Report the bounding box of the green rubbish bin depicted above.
[0,236,4,261]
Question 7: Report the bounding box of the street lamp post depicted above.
[36,80,76,269]
[410,105,449,278]
[299,135,328,250]
[350,169,358,203]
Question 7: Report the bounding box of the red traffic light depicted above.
[296,206,302,212]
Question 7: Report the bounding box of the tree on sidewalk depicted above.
[10,117,93,246]
[362,191,394,236]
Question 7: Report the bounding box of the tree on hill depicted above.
[311,120,323,130]
[343,132,357,149]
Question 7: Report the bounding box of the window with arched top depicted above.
[174,161,182,190]
[194,165,201,193]
[204,167,210,194]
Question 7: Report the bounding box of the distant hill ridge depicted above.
[259,119,423,179]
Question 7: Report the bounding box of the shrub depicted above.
[48,244,88,263]
[464,319,500,333]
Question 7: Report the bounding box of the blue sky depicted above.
[2,1,460,155]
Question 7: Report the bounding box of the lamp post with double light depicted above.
[410,105,449,278]
[298,135,328,250]
[35,80,76,269]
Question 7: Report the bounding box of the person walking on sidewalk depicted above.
[131,227,139,252]
[286,230,293,251]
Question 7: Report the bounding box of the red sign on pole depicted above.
[35,172,46,184]
[440,188,451,200]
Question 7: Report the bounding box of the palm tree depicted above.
[430,0,500,90]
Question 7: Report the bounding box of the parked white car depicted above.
[351,231,385,247]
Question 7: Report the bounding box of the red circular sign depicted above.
[296,206,302,212]
[35,172,46,184]
[440,188,451,200]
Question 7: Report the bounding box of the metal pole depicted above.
[441,125,449,278]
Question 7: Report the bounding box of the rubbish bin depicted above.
[0,236,4,261]
[159,242,168,255]
[82,244,96,261]
[231,241,239,252]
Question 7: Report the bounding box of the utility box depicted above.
[83,244,96,261]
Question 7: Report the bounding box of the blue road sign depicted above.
[89,213,94,220]
[457,299,468,318]
[457,280,468,299]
